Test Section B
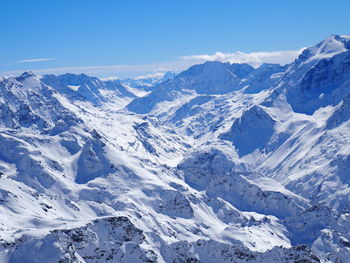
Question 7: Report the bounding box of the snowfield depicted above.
[1,35,350,262]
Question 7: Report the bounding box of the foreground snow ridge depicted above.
[1,35,350,262]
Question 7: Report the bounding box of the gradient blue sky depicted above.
[1,0,350,78]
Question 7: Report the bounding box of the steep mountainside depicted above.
[1,35,350,262]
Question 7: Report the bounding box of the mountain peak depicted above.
[16,71,37,80]
[298,34,350,63]
[177,61,230,79]
[317,34,350,51]
[163,71,177,80]
[14,71,43,89]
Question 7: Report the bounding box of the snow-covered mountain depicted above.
[126,62,285,114]
[121,71,177,90]
[1,35,350,262]
[41,73,136,106]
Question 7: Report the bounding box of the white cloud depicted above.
[135,72,165,80]
[180,49,305,67]
[1,48,304,78]
[151,67,171,72]
[17,58,54,63]
[0,60,197,78]
[99,76,119,81]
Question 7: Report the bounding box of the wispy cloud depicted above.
[135,72,165,80]
[1,48,304,78]
[99,76,119,81]
[17,58,54,63]
[0,60,196,78]
[180,49,305,67]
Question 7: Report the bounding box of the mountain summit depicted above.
[298,34,350,62]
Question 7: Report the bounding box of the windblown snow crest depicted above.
[1,35,350,262]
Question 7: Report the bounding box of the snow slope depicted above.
[1,35,350,262]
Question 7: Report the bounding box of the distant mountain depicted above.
[126,62,285,114]
[121,71,177,89]
[1,35,350,262]
[42,73,136,105]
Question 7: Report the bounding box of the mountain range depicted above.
[1,35,350,262]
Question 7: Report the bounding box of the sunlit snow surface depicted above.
[1,35,350,262]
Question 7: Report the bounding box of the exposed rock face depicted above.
[7,217,158,263]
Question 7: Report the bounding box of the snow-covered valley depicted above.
[1,35,350,262]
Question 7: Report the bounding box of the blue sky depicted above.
[1,0,350,78]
